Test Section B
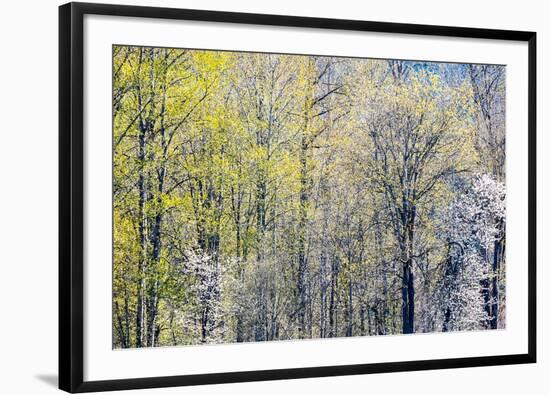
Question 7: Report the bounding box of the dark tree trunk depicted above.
[146,212,162,347]
[328,256,339,337]
[346,276,353,337]
[480,245,492,327]
[360,305,366,336]
[135,117,147,348]
[256,174,267,261]
[296,135,308,338]
[442,308,452,332]
[490,231,504,329]
[402,260,414,334]
[401,203,416,334]
[201,307,209,343]
[145,66,167,346]
[145,171,164,347]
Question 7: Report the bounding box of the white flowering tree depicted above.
[435,174,505,331]
[184,250,225,343]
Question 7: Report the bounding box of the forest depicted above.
[112,45,506,348]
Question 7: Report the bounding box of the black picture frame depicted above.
[59,2,537,392]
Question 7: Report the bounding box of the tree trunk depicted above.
[328,255,338,337]
[296,135,308,338]
[146,212,162,347]
[401,260,414,334]
[360,305,366,336]
[346,275,353,337]
[401,203,416,334]
[256,171,267,261]
[135,116,147,348]
[145,53,168,346]
[490,229,504,329]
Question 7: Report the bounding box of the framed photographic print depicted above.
[59,2,536,392]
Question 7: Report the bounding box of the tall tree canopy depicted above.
[113,47,506,348]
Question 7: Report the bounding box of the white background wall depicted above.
[0,0,546,394]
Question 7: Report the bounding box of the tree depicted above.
[353,68,475,333]
[112,47,506,347]
[438,174,506,330]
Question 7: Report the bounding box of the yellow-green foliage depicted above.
[113,47,506,348]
